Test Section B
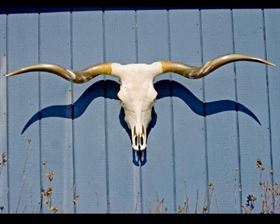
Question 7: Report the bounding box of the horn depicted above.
[5,62,115,83]
[157,54,275,79]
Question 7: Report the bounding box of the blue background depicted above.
[0,8,279,213]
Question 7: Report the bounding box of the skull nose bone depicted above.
[136,135,145,151]
[132,126,146,151]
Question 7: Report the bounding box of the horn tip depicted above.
[5,71,21,77]
[268,61,276,67]
[5,73,13,77]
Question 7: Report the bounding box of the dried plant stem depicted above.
[270,171,275,213]
[41,163,58,213]
[234,168,239,213]
[195,190,199,214]
[15,146,31,213]
[183,181,189,213]
[154,198,164,213]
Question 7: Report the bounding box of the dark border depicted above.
[0,214,279,223]
[0,0,279,9]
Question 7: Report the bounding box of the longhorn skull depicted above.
[6,54,275,151]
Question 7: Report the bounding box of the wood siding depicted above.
[0,8,279,213]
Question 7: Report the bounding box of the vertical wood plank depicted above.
[137,10,175,213]
[72,8,107,213]
[40,9,74,213]
[0,12,8,213]
[169,9,207,213]
[7,9,41,213]
[233,9,271,212]
[104,10,139,213]
[3,8,280,214]
[263,9,280,187]
[201,9,240,213]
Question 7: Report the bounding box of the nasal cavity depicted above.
[136,135,144,150]
[140,136,144,146]
[133,125,146,150]
[141,125,145,146]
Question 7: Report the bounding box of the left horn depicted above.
[156,53,275,79]
[5,62,116,83]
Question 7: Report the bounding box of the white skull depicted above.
[112,63,161,151]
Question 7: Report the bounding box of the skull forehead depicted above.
[112,63,159,104]
[119,79,155,97]
[118,87,156,112]
[112,62,162,81]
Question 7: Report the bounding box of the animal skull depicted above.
[6,54,274,151]
[113,63,160,150]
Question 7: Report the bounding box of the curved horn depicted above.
[157,54,275,79]
[5,62,115,83]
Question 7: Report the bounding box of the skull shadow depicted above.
[21,79,261,166]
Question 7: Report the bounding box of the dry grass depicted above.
[153,158,280,214]
[41,161,59,213]
[0,152,7,213]
[241,158,280,214]
[0,152,7,178]
[1,154,280,213]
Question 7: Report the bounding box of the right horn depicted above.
[5,62,117,83]
[157,53,275,79]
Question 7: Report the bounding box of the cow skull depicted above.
[6,54,275,151]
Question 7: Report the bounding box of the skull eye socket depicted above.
[150,98,156,107]
[117,92,125,107]
[119,99,125,107]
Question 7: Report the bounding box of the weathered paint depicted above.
[201,9,240,213]
[169,9,207,214]
[7,10,41,213]
[233,9,272,212]
[72,8,107,213]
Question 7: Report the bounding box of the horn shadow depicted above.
[21,80,120,134]
[22,80,260,134]
[132,150,147,167]
[154,80,261,125]
[21,79,260,167]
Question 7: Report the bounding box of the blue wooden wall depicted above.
[0,8,279,213]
